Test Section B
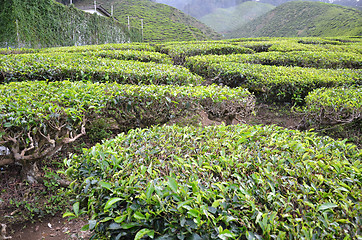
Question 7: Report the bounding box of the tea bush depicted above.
[303,87,362,127]
[159,42,254,64]
[64,124,362,239]
[186,56,361,103]
[41,43,156,54]
[83,50,172,64]
[0,53,202,85]
[0,81,254,180]
[187,51,362,69]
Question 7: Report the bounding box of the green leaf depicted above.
[120,222,140,229]
[62,212,75,218]
[99,181,112,190]
[135,228,155,240]
[104,197,122,210]
[219,229,234,240]
[318,203,338,211]
[167,176,179,192]
[134,211,146,220]
[73,202,79,216]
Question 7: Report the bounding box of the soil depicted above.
[9,216,92,240]
[0,103,312,240]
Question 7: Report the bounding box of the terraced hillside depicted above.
[227,1,362,38]
[200,1,275,34]
[74,0,221,42]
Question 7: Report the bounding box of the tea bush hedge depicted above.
[0,53,201,85]
[83,50,172,64]
[187,51,362,69]
[186,57,362,103]
[40,43,156,54]
[0,81,254,178]
[64,124,362,239]
[159,42,254,64]
[303,87,362,127]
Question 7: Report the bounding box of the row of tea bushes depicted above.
[186,57,361,104]
[0,47,39,55]
[187,51,362,69]
[0,53,202,85]
[83,50,173,64]
[0,80,254,170]
[267,40,362,54]
[40,42,156,53]
[159,42,254,64]
[64,124,362,239]
[303,87,362,127]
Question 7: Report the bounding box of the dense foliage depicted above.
[227,1,362,38]
[0,53,202,85]
[64,124,362,239]
[0,0,141,48]
[303,87,362,127]
[186,58,361,103]
[74,0,220,42]
[0,81,254,178]
[1,36,361,239]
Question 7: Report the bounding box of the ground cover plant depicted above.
[0,80,254,182]
[64,124,362,239]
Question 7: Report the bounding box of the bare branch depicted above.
[19,132,35,158]
[0,157,14,167]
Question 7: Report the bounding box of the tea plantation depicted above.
[0,37,361,239]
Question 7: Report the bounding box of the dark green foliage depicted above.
[227,1,362,38]
[64,124,362,239]
[0,53,202,85]
[0,0,141,48]
[186,56,361,104]
[0,80,254,171]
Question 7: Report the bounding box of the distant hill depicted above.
[226,1,362,38]
[200,1,275,34]
[73,0,221,42]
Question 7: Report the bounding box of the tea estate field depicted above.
[0,36,361,239]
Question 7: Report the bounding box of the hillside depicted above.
[200,1,275,34]
[226,1,362,38]
[155,0,361,18]
[74,0,221,42]
[0,0,140,48]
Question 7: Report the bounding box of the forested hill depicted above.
[199,1,275,34]
[155,0,361,18]
[226,1,362,38]
[72,0,221,42]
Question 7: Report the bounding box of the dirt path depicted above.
[9,215,91,240]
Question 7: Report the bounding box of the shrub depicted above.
[186,56,361,104]
[303,87,362,127]
[0,81,254,181]
[64,124,362,239]
[0,53,202,85]
[83,49,173,64]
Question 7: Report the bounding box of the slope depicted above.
[226,1,362,38]
[200,1,275,34]
[0,0,140,48]
[74,0,221,42]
